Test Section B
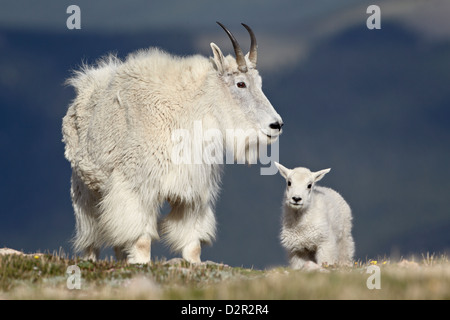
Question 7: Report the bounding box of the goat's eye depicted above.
[307,184,312,189]
[236,82,246,88]
[288,181,291,187]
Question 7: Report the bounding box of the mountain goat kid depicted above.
[275,162,354,270]
[62,23,283,264]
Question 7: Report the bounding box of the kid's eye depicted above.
[288,181,291,187]
[307,184,312,189]
[236,82,246,88]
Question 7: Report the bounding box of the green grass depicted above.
[1,251,449,299]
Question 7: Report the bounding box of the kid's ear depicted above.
[275,162,291,180]
[313,168,331,182]
[210,43,228,75]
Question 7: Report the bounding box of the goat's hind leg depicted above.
[338,233,355,266]
[71,172,101,261]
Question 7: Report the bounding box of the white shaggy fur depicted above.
[62,27,283,264]
[275,162,354,269]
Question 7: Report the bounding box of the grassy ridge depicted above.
[0,251,449,299]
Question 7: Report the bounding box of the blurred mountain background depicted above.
[1,0,449,268]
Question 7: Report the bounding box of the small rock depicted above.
[0,248,25,256]
[163,257,186,265]
[303,261,329,273]
[201,260,230,268]
[0,248,45,257]
[398,259,420,269]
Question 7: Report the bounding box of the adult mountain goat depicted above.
[62,23,283,263]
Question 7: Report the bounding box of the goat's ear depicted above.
[275,162,291,180]
[313,168,331,182]
[245,52,256,69]
[210,43,227,75]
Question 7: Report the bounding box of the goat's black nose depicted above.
[269,121,284,131]
[292,196,302,203]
